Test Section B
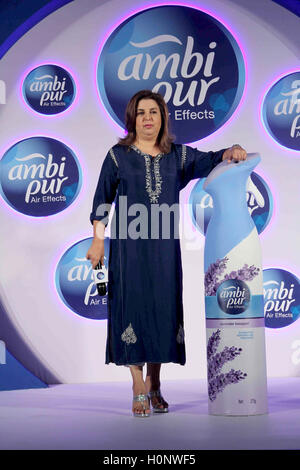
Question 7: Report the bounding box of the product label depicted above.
[205,293,264,319]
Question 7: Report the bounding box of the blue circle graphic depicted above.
[262,71,300,151]
[23,64,76,115]
[263,268,300,329]
[55,237,110,320]
[97,5,245,143]
[0,136,82,217]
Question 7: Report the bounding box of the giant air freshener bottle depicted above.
[203,153,268,416]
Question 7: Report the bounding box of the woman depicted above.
[86,90,247,417]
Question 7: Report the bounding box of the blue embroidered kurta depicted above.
[90,143,227,366]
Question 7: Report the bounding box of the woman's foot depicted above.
[147,387,169,412]
[129,365,151,416]
[145,367,169,412]
[132,383,151,416]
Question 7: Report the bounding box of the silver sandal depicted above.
[132,393,151,417]
[148,389,169,413]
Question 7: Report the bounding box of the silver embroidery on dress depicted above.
[176,324,185,344]
[121,323,137,344]
[109,148,118,168]
[144,154,163,203]
[130,144,164,204]
[181,145,187,170]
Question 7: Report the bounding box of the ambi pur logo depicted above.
[217,279,250,314]
[189,172,273,235]
[97,5,245,143]
[262,71,300,151]
[55,238,110,319]
[0,137,82,216]
[263,268,300,329]
[22,64,76,115]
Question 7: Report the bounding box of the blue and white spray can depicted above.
[203,153,268,416]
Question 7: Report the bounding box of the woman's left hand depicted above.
[222,144,247,163]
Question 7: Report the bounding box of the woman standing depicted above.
[86,90,247,417]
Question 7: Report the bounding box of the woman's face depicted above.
[135,98,162,141]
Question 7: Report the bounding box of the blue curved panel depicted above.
[0,344,48,391]
[273,0,300,17]
[0,0,73,59]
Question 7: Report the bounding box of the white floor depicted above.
[0,377,299,450]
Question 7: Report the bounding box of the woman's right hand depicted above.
[86,239,105,269]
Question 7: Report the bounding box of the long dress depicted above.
[90,143,227,366]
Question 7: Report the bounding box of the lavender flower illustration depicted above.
[204,257,228,296]
[207,329,247,401]
[204,257,260,296]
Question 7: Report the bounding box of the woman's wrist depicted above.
[222,148,231,160]
[93,237,104,244]
[222,144,247,163]
[93,219,105,241]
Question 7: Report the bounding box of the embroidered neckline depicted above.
[130,144,164,159]
[144,154,163,203]
[130,144,163,203]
